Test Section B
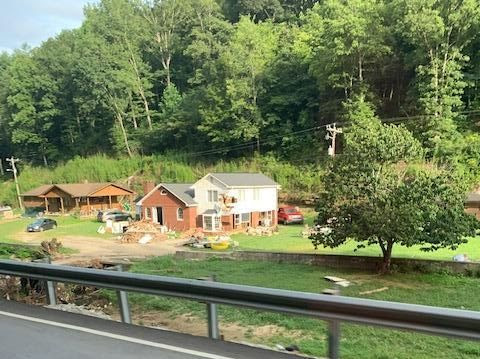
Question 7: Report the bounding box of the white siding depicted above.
[191,174,279,215]
[228,187,277,214]
[192,175,228,214]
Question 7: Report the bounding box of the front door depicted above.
[156,207,163,225]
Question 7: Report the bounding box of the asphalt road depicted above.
[0,300,299,359]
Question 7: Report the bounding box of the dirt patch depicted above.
[14,232,184,264]
[115,310,311,344]
[347,274,429,290]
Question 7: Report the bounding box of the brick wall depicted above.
[141,186,196,231]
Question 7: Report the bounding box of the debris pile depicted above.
[120,220,167,243]
[183,231,236,250]
[302,224,331,238]
[245,226,278,237]
[40,238,62,256]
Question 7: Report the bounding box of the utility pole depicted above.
[6,156,23,210]
[325,123,343,157]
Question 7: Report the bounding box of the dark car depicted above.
[278,206,304,225]
[26,218,57,232]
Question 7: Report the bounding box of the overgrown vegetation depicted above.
[0,244,41,259]
[0,154,323,206]
[102,256,480,359]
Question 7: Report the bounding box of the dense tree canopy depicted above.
[310,98,479,271]
[1,0,480,170]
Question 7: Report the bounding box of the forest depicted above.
[0,0,480,167]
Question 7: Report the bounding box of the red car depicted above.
[278,206,304,225]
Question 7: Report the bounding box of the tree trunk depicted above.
[379,240,393,273]
[116,112,133,158]
[129,95,138,129]
[0,159,4,176]
[42,153,48,166]
[128,54,153,130]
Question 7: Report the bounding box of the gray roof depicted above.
[466,192,480,203]
[162,183,197,206]
[210,173,278,187]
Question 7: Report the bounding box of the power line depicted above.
[180,108,480,159]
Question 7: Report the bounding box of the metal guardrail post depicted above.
[328,320,340,359]
[324,276,348,358]
[115,265,131,324]
[206,275,220,339]
[44,257,57,305]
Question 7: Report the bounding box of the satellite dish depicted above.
[214,203,222,214]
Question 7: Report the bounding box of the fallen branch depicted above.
[358,287,388,295]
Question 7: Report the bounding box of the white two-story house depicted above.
[137,173,280,232]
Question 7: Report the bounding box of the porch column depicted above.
[108,195,112,208]
[60,197,65,213]
[87,197,91,214]
[75,198,79,210]
[44,198,49,213]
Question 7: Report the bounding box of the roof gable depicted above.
[22,182,133,197]
[137,183,197,207]
[207,173,279,188]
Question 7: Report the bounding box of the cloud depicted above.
[0,0,99,52]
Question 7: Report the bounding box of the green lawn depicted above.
[0,216,113,243]
[233,214,480,261]
[110,256,480,359]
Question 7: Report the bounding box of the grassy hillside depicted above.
[0,154,324,207]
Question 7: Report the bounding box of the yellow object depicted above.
[211,242,229,250]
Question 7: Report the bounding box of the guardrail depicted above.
[0,259,479,358]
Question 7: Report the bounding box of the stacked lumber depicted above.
[121,220,167,243]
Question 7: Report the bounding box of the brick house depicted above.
[137,173,280,232]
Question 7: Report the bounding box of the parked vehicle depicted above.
[278,206,304,225]
[109,213,133,222]
[23,207,46,218]
[26,218,57,232]
[97,209,131,222]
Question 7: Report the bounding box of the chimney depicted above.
[143,181,155,195]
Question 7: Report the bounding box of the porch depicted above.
[201,210,277,232]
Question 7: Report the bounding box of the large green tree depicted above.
[310,98,478,271]
[198,16,279,150]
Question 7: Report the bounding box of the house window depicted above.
[253,189,260,200]
[203,214,221,231]
[234,213,251,228]
[204,216,212,230]
[177,208,184,221]
[208,190,218,202]
[145,207,152,220]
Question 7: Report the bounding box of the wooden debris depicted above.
[359,287,389,295]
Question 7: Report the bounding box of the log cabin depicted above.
[21,183,134,215]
